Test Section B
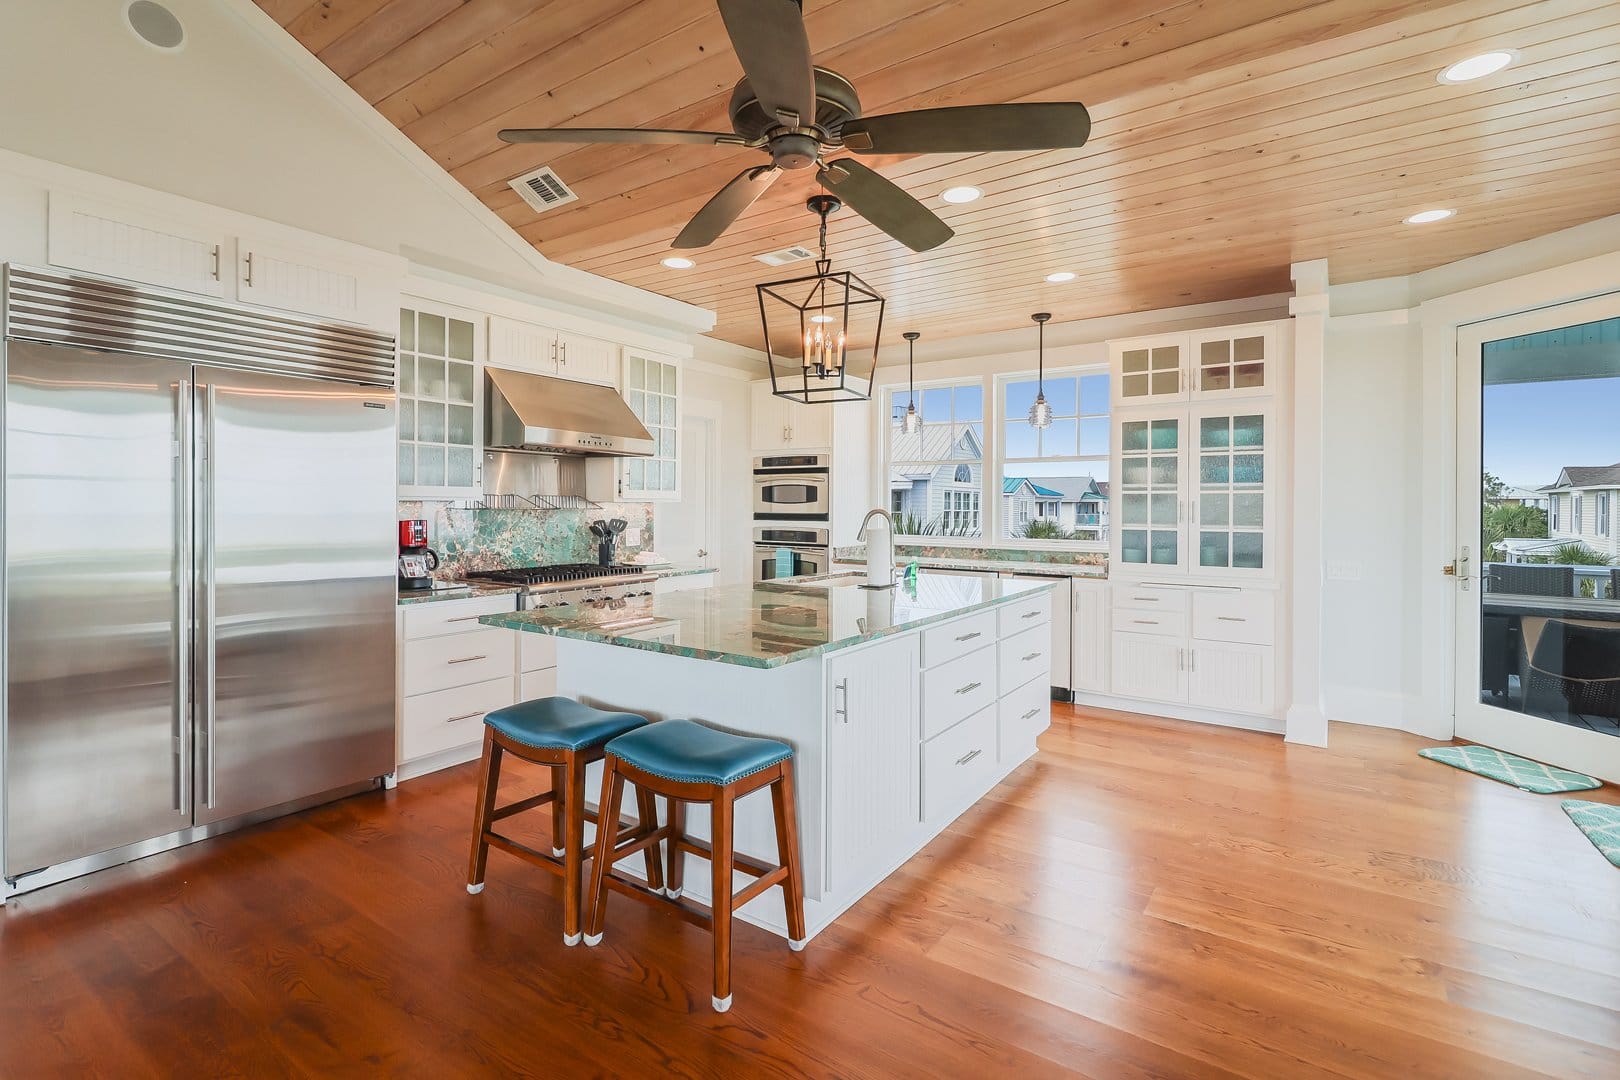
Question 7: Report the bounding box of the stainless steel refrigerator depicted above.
[3,265,397,891]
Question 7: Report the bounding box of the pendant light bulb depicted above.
[901,331,922,434]
[1029,312,1053,430]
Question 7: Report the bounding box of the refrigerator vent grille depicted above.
[3,264,395,386]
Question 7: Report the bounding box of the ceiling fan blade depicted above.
[840,102,1092,154]
[498,127,744,146]
[672,166,781,249]
[818,159,953,253]
[716,0,816,127]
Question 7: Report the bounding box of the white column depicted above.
[1286,260,1329,746]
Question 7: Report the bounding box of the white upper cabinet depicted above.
[1111,333,1187,406]
[47,194,227,297]
[751,381,834,451]
[1189,324,1276,400]
[488,316,619,387]
[237,235,368,324]
[398,300,483,498]
[621,351,680,500]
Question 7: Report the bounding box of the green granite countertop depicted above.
[396,582,522,606]
[478,571,1054,668]
[834,548,1107,579]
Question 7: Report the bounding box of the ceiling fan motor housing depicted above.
[730,67,861,169]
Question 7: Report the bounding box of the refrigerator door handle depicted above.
[197,381,219,810]
[175,378,193,816]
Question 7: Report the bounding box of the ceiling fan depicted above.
[497,0,1091,253]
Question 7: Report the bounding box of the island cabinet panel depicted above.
[999,677,1051,761]
[999,625,1049,693]
[920,609,998,667]
[922,706,999,824]
[997,591,1052,636]
[825,635,921,895]
[920,644,997,740]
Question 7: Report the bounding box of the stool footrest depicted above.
[602,868,712,931]
[729,866,789,911]
[670,835,777,880]
[491,790,555,821]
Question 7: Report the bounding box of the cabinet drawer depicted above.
[403,629,516,696]
[999,676,1050,759]
[1113,610,1189,638]
[922,705,998,823]
[1192,590,1275,645]
[1112,585,1189,613]
[402,595,517,640]
[519,666,558,702]
[999,625,1050,694]
[400,676,514,762]
[921,610,998,668]
[921,644,997,741]
[997,592,1052,636]
[520,632,559,672]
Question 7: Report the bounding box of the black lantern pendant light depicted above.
[901,331,922,434]
[1028,312,1053,429]
[756,194,886,405]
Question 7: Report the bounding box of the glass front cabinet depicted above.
[620,351,680,500]
[397,301,483,498]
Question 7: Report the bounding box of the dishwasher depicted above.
[1002,572,1072,698]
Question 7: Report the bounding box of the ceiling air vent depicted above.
[507,166,580,214]
[754,244,816,267]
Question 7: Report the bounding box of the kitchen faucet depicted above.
[857,507,896,589]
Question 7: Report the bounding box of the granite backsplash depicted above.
[398,500,655,578]
[834,543,1108,569]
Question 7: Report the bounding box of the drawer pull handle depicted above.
[446,711,481,723]
[954,631,982,642]
[1022,651,1041,662]
[1131,596,1160,602]
[955,681,982,696]
[955,748,982,766]
[1131,619,1159,625]
[1021,610,1042,619]
[1217,616,1247,622]
[447,615,485,623]
[1021,708,1040,720]
[447,655,487,665]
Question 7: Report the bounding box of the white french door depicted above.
[1454,292,1620,781]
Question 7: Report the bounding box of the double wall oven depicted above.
[754,526,831,582]
[753,453,832,581]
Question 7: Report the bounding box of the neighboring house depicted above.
[1002,474,1110,539]
[890,426,984,534]
[1541,463,1620,559]
[1491,484,1550,511]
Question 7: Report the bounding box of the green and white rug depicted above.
[1418,745,1602,794]
[1562,801,1620,868]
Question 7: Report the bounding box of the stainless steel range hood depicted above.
[485,366,654,457]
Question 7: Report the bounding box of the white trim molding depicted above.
[1286,259,1329,747]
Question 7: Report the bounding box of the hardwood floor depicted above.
[5,706,1619,1078]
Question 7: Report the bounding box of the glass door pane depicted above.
[1197,412,1265,570]
[1119,417,1179,565]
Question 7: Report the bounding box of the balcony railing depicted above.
[1483,561,1617,600]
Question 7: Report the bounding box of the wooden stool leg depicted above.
[466,729,503,894]
[635,786,666,895]
[770,763,808,949]
[549,761,566,858]
[710,790,736,1012]
[561,753,589,946]
[665,796,686,899]
[583,759,625,947]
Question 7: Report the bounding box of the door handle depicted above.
[446,711,482,723]
[174,378,193,815]
[198,382,218,809]
[1022,652,1042,661]
[447,655,488,665]
[955,748,982,766]
[1021,610,1042,619]
[1021,708,1041,720]
[834,678,848,724]
[243,251,253,287]
[955,681,982,695]
[954,631,982,642]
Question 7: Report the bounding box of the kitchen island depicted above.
[479,571,1054,942]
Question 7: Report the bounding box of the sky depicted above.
[1482,375,1620,490]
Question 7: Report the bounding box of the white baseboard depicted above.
[395,741,482,783]
[1069,691,1286,736]
[1323,685,1450,740]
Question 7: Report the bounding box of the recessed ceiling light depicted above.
[661,256,695,269]
[1045,271,1077,283]
[809,314,837,323]
[1437,50,1519,84]
[125,1,185,51]
[941,186,982,204]
[1404,209,1455,224]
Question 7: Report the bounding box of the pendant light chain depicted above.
[902,331,922,435]
[1029,312,1053,429]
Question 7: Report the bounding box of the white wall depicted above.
[658,359,754,585]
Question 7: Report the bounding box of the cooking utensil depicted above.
[609,518,627,535]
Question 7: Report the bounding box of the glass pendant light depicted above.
[901,331,922,434]
[1028,312,1053,429]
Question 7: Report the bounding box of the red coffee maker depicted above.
[398,519,439,591]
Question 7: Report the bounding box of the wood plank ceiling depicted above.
[260,0,1620,348]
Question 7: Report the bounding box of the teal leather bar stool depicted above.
[466,696,662,946]
[583,719,807,1013]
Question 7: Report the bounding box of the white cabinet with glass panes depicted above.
[1192,407,1272,573]
[1190,325,1275,400]
[1111,333,1187,406]
[398,302,482,497]
[886,381,985,539]
[621,352,679,500]
[1115,415,1186,571]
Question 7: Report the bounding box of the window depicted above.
[1552,496,1561,532]
[1574,494,1583,533]
[1001,372,1110,542]
[887,382,984,537]
[1600,492,1611,536]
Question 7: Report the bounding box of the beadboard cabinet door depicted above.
[47,194,227,297]
[1109,632,1187,704]
[825,635,919,893]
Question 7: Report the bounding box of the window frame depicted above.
[994,366,1111,550]
[882,377,988,541]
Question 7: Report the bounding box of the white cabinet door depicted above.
[554,331,618,385]
[47,194,227,297]
[237,237,368,324]
[1189,404,1273,578]
[1189,324,1275,400]
[399,301,483,497]
[1114,413,1187,574]
[1111,333,1187,406]
[621,352,679,500]
[1110,632,1187,704]
[782,396,832,449]
[751,381,788,451]
[1189,640,1275,714]
[826,635,919,893]
[1070,579,1109,693]
[488,315,557,376]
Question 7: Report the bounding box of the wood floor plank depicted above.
[4,707,1619,1077]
